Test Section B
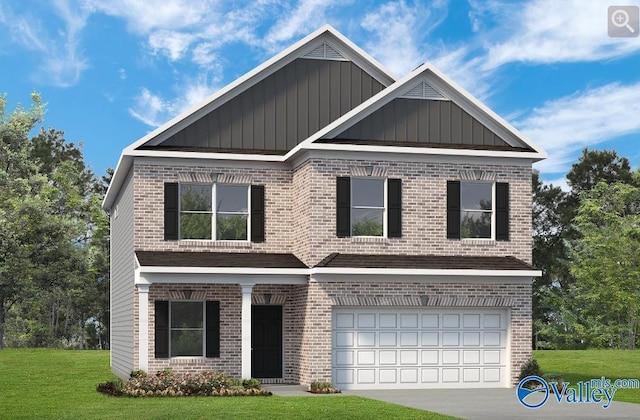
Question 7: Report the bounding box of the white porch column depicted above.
[240,283,254,379]
[137,284,150,372]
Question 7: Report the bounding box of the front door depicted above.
[251,305,283,378]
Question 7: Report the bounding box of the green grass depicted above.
[0,349,455,419]
[533,349,640,404]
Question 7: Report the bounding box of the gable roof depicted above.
[104,25,395,209]
[284,62,546,161]
[103,27,547,210]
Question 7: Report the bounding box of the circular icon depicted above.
[516,375,549,409]
[611,9,635,33]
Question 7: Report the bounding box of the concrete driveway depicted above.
[346,389,639,419]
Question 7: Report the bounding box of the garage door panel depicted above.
[333,308,508,390]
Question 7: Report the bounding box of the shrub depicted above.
[309,381,341,394]
[518,358,543,389]
[242,378,261,390]
[130,370,147,379]
[96,379,124,397]
[100,371,271,398]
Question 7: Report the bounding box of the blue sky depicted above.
[1,0,639,189]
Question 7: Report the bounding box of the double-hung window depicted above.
[460,182,493,239]
[447,180,509,241]
[336,177,402,238]
[178,184,250,241]
[170,301,204,357]
[351,178,385,237]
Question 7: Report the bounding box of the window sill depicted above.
[351,236,389,244]
[178,240,252,249]
[460,239,496,246]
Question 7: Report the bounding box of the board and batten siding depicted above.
[159,58,385,152]
[110,169,135,379]
[334,98,510,147]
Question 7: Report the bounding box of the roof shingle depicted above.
[136,251,307,269]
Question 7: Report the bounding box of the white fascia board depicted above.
[103,154,132,210]
[137,272,308,286]
[138,266,309,275]
[302,142,545,161]
[292,149,536,168]
[127,149,286,162]
[136,156,289,170]
[310,267,542,277]
[311,274,535,284]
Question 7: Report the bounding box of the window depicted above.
[460,182,493,239]
[447,181,509,241]
[178,184,250,241]
[351,178,385,236]
[216,185,249,240]
[336,177,401,238]
[155,301,220,358]
[170,302,203,357]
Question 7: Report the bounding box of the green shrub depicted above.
[242,378,261,390]
[129,370,147,379]
[96,379,124,396]
[309,381,340,393]
[108,371,271,397]
[518,358,543,389]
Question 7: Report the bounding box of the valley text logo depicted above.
[516,375,639,409]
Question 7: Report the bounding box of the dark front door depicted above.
[251,305,283,378]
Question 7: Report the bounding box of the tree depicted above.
[570,177,640,349]
[0,93,110,349]
[532,149,638,349]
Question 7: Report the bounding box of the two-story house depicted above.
[103,25,545,390]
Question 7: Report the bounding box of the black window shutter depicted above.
[496,182,509,241]
[154,301,169,359]
[336,177,351,237]
[250,185,265,243]
[447,181,461,239]
[387,179,402,238]
[205,301,220,358]
[164,183,179,240]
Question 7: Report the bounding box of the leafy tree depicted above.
[352,219,383,236]
[569,178,640,349]
[532,149,638,349]
[0,93,110,349]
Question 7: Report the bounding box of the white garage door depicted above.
[332,308,509,390]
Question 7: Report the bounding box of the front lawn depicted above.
[533,349,640,404]
[0,349,455,419]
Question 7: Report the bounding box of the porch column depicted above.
[137,284,150,372]
[240,283,254,379]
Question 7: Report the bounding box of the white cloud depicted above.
[430,46,492,100]
[87,0,209,33]
[148,30,194,61]
[129,75,220,127]
[361,0,447,77]
[519,82,640,174]
[264,0,343,50]
[481,0,640,70]
[0,1,89,87]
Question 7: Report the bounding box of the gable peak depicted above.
[400,78,448,101]
[302,41,348,61]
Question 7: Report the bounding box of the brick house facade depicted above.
[104,25,545,389]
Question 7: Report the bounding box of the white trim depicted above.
[310,267,541,277]
[137,284,150,372]
[240,283,254,378]
[137,272,309,285]
[137,267,309,276]
[311,274,536,284]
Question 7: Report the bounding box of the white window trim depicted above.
[169,300,206,358]
[350,177,387,238]
[460,181,495,241]
[178,183,251,242]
